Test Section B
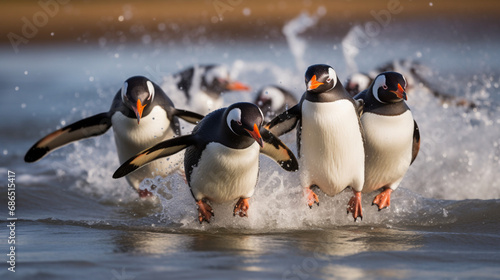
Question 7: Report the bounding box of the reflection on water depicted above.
[111,225,423,278]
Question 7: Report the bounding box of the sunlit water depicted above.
[1,15,500,279]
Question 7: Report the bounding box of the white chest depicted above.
[111,106,174,161]
[299,100,365,194]
[111,106,179,189]
[361,110,414,192]
[189,142,260,203]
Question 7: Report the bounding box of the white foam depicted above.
[283,9,325,73]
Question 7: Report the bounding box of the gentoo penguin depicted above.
[113,102,298,223]
[253,85,298,122]
[345,59,477,109]
[266,64,365,221]
[163,64,250,115]
[345,72,372,97]
[25,76,204,197]
[354,72,420,210]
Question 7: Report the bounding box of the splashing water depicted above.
[342,25,366,75]
[282,7,326,73]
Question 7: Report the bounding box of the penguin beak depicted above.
[391,83,407,100]
[245,123,264,147]
[133,99,147,124]
[226,81,251,91]
[308,75,324,90]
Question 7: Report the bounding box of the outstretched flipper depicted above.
[259,128,299,171]
[264,103,301,137]
[411,120,420,164]
[113,135,196,178]
[172,108,204,124]
[24,112,112,162]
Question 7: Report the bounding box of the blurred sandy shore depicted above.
[2,0,499,47]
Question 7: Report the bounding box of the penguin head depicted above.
[203,65,250,95]
[345,73,373,97]
[371,72,408,104]
[225,102,264,147]
[255,86,286,112]
[121,76,156,124]
[305,64,338,93]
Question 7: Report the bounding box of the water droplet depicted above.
[14,86,19,91]
[242,8,251,16]
[118,15,124,22]
[21,103,26,109]
[24,71,28,75]
[3,150,8,155]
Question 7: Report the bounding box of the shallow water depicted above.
[1,14,500,279]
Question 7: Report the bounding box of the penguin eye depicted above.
[326,78,332,83]
[382,84,388,90]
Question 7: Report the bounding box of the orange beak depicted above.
[226,81,251,91]
[308,75,323,90]
[245,123,264,147]
[391,83,407,100]
[134,99,147,124]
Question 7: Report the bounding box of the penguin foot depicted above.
[347,191,363,221]
[196,200,214,224]
[372,188,393,211]
[233,198,250,217]
[305,188,320,208]
[138,189,154,198]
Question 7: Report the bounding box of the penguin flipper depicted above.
[264,104,301,137]
[259,128,299,171]
[113,135,195,178]
[24,112,112,162]
[411,120,420,164]
[172,108,205,124]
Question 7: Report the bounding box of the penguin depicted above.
[354,72,420,210]
[163,64,251,115]
[265,64,365,221]
[253,85,298,123]
[345,72,372,97]
[113,102,298,223]
[24,76,204,197]
[344,59,477,109]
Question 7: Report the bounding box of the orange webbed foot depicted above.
[347,191,363,221]
[233,198,250,217]
[372,188,393,211]
[196,200,214,224]
[305,187,320,208]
